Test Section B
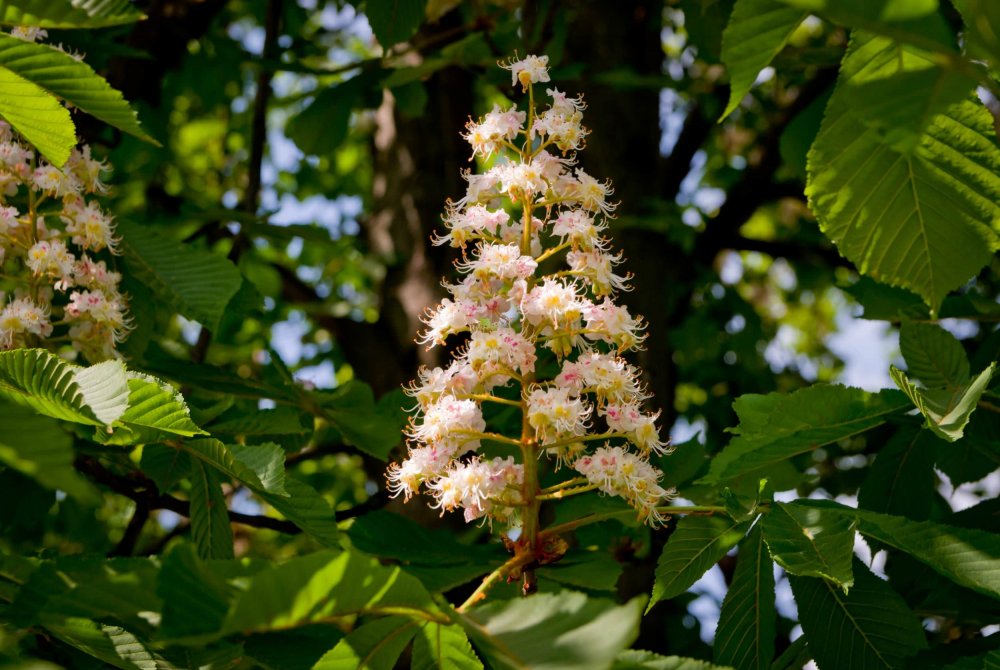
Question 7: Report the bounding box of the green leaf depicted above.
[714,526,776,670]
[768,636,810,670]
[899,322,970,389]
[0,400,97,502]
[649,516,751,610]
[12,555,161,634]
[806,93,1000,309]
[205,406,310,438]
[842,276,929,321]
[790,560,927,670]
[139,443,190,493]
[315,381,404,460]
[0,0,144,28]
[890,363,995,441]
[286,76,365,156]
[157,543,251,640]
[458,591,644,670]
[98,372,205,445]
[857,424,937,519]
[540,550,624,592]
[702,385,908,483]
[657,437,708,489]
[720,0,808,119]
[412,621,483,670]
[46,618,161,670]
[615,650,735,670]
[0,33,155,143]
[364,0,427,49]
[313,616,419,670]
[762,502,855,589]
[952,0,1000,64]
[775,0,956,50]
[182,438,284,495]
[853,508,1000,600]
[795,500,1000,600]
[839,31,977,152]
[0,348,129,427]
[348,510,502,566]
[256,476,339,546]
[222,549,439,637]
[244,627,344,670]
[189,460,234,560]
[0,65,74,165]
[936,411,1000,485]
[118,221,243,332]
[230,442,286,496]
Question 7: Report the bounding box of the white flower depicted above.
[534,105,588,153]
[436,205,510,248]
[467,326,537,377]
[527,386,590,445]
[62,197,118,252]
[66,289,129,330]
[0,298,52,347]
[566,248,629,295]
[463,104,526,158]
[32,164,80,197]
[547,88,586,115]
[556,352,646,405]
[0,205,20,235]
[457,243,537,282]
[426,456,524,522]
[26,239,75,281]
[406,362,478,409]
[454,169,500,209]
[10,26,48,42]
[502,54,550,91]
[72,256,122,292]
[552,209,606,249]
[407,395,486,455]
[418,298,482,346]
[0,140,33,181]
[497,161,548,200]
[574,445,674,524]
[386,445,453,500]
[569,168,617,216]
[65,146,109,193]
[583,298,646,350]
[601,402,670,455]
[520,278,586,329]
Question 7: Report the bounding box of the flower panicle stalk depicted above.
[387,54,676,595]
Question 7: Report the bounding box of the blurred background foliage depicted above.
[4,0,999,663]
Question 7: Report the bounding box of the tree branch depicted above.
[109,500,150,557]
[693,68,839,263]
[75,456,301,535]
[192,0,282,363]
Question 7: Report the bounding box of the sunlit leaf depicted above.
[649,516,750,610]
[720,0,808,119]
[0,33,155,143]
[763,502,855,589]
[458,591,644,670]
[0,0,144,28]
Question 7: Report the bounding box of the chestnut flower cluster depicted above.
[0,118,129,360]
[388,55,675,529]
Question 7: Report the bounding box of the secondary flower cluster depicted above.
[0,117,130,360]
[387,55,674,527]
